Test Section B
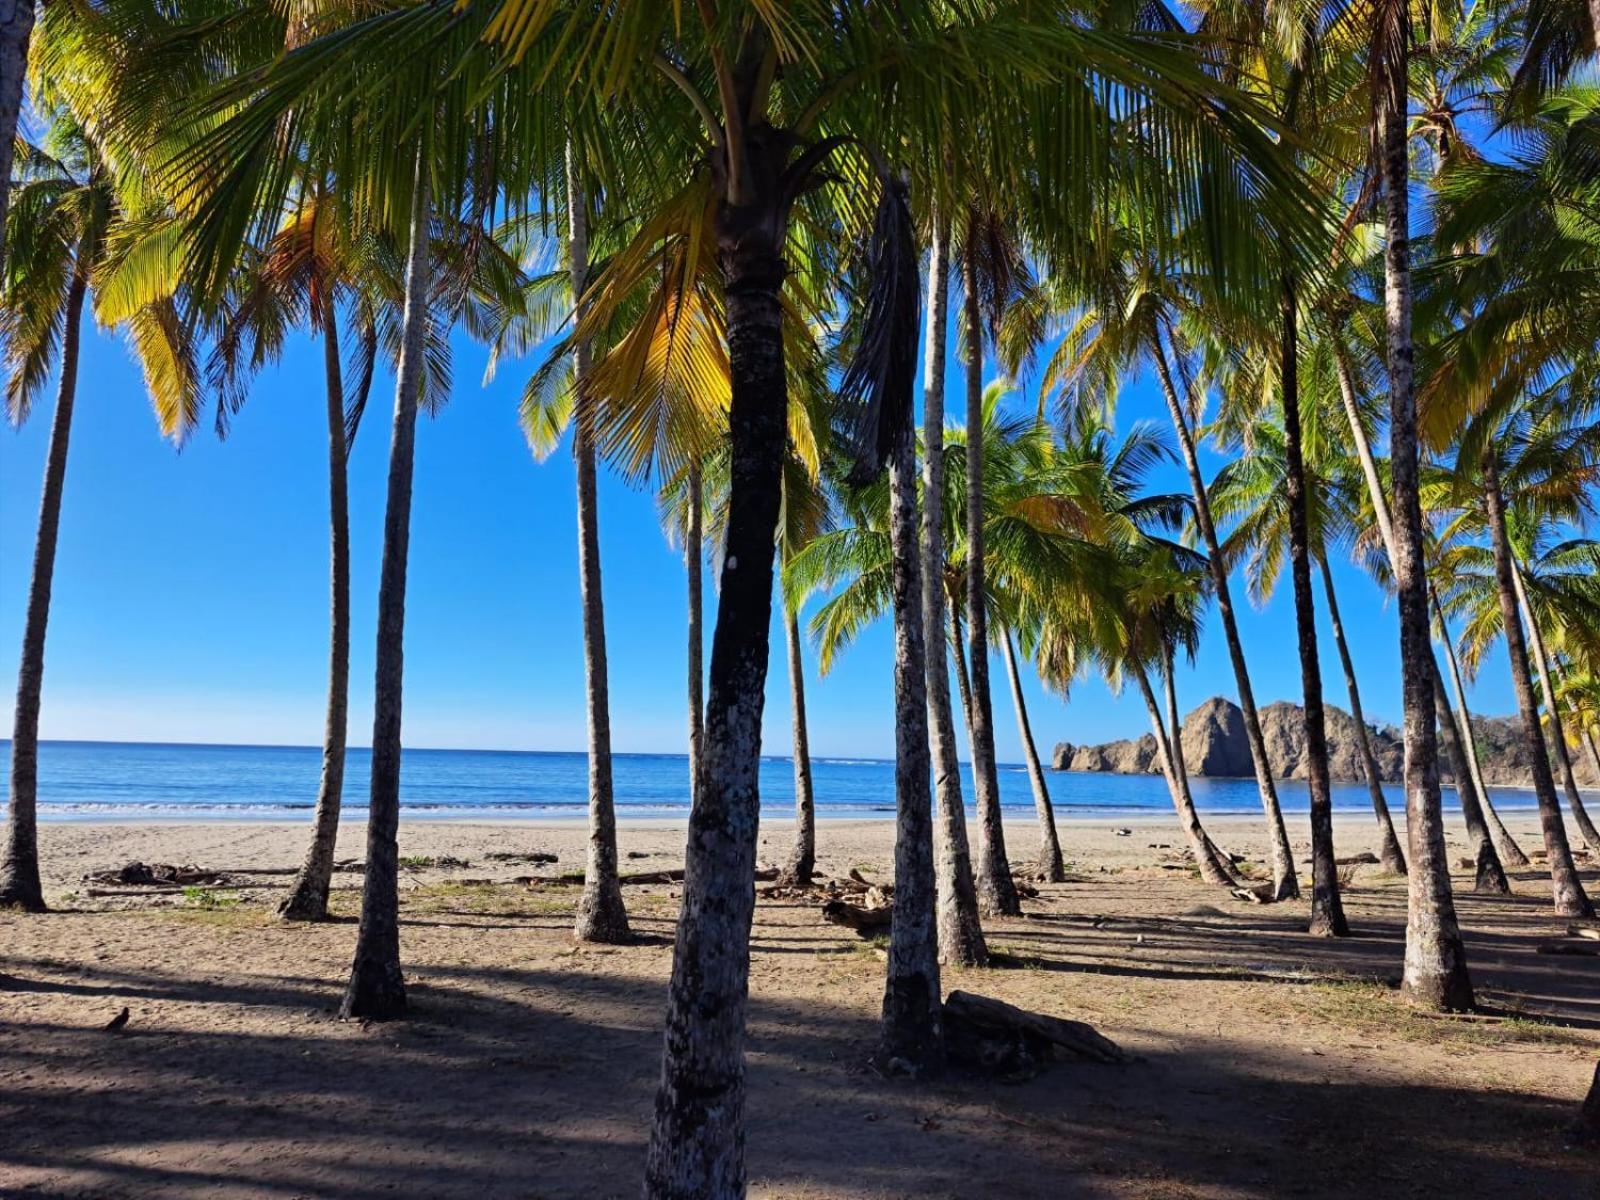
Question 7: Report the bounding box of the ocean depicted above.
[0,739,1551,822]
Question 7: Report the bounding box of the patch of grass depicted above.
[183,886,239,910]
[988,941,1046,971]
[1298,979,1593,1051]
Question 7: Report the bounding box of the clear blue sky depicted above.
[0,303,1517,761]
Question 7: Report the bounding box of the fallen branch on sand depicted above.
[944,990,1128,1080]
[821,894,893,936]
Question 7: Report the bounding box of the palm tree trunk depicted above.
[950,604,976,736]
[568,150,629,944]
[1280,278,1347,937]
[1161,650,1236,873]
[1333,339,1524,868]
[0,262,85,912]
[1150,343,1298,901]
[880,416,943,1070]
[1584,726,1600,781]
[1380,93,1475,1010]
[1481,455,1592,917]
[1318,558,1407,874]
[1510,562,1600,852]
[0,0,36,280]
[1433,597,1529,865]
[920,211,986,967]
[280,299,351,922]
[960,246,1020,917]
[1000,628,1064,882]
[781,611,816,884]
[686,464,704,806]
[644,188,789,1199]
[1134,665,1237,887]
[341,158,432,1020]
[1430,667,1509,894]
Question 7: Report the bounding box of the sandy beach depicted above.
[3,810,1597,1198]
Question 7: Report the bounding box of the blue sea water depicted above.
[0,739,1550,822]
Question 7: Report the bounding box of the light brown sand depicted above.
[3,811,1597,1199]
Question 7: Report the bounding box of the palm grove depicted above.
[3,0,1599,1195]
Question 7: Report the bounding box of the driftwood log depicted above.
[943,990,1127,1080]
[821,898,892,936]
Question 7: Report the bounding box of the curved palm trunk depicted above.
[686,464,704,806]
[1280,281,1346,936]
[1584,727,1600,781]
[1482,457,1592,917]
[1380,96,1474,1010]
[1431,668,1509,894]
[1511,563,1600,852]
[880,419,942,1070]
[960,249,1019,917]
[950,605,976,736]
[1333,340,1524,869]
[341,162,432,1020]
[644,171,789,1197]
[1162,652,1237,875]
[1433,597,1528,865]
[1134,666,1237,887]
[1000,628,1064,882]
[920,212,987,967]
[781,611,816,884]
[1318,558,1406,874]
[0,263,85,912]
[0,0,36,280]
[568,152,629,944]
[280,301,352,922]
[1151,345,1298,901]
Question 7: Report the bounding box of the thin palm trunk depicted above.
[1150,343,1297,901]
[569,151,629,944]
[0,0,35,280]
[961,247,1019,917]
[644,177,790,1196]
[1433,596,1528,865]
[1280,279,1346,936]
[1318,558,1406,874]
[0,262,86,912]
[1482,456,1593,917]
[1431,667,1509,894]
[1134,665,1237,887]
[1511,562,1600,852]
[280,298,351,922]
[1161,651,1237,875]
[1333,340,1524,868]
[781,611,816,884]
[920,211,986,967]
[686,464,704,806]
[341,158,432,1019]
[1380,93,1474,1010]
[951,604,976,737]
[880,416,942,1069]
[1584,726,1600,781]
[1000,628,1064,882]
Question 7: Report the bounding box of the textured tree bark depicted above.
[568,151,630,944]
[0,263,85,912]
[880,419,943,1071]
[686,464,704,807]
[920,213,987,967]
[280,299,352,922]
[342,159,432,1020]
[1511,563,1600,853]
[960,249,1020,917]
[1319,558,1406,874]
[1134,667,1238,887]
[0,0,35,281]
[1584,728,1600,781]
[780,611,816,884]
[1579,1060,1600,1143]
[643,165,789,1196]
[1430,670,1509,894]
[1151,344,1298,901]
[1380,96,1475,1011]
[1333,341,1524,870]
[1279,278,1347,937]
[1482,457,1593,918]
[1000,629,1065,882]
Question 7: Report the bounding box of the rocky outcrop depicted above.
[1051,696,1599,788]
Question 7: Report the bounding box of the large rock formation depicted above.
[1051,696,1599,788]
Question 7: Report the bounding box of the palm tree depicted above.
[1,119,198,910]
[998,627,1065,882]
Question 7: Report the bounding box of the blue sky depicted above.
[0,304,1518,762]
